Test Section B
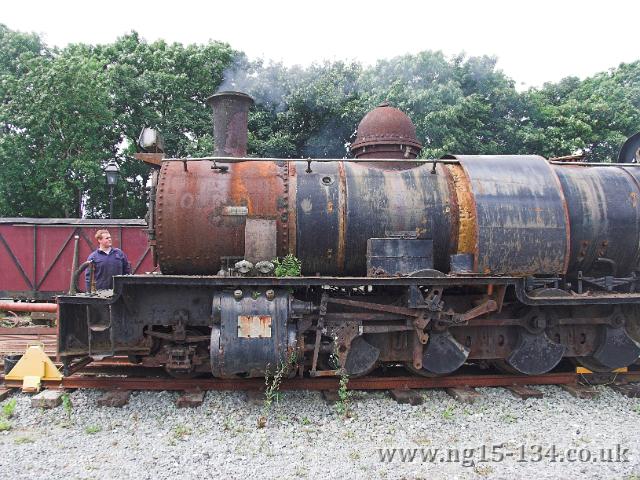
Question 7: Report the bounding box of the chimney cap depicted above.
[206,91,254,106]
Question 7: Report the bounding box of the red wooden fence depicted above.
[0,218,154,300]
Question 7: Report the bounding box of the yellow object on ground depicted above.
[576,366,627,374]
[21,376,41,393]
[5,344,62,392]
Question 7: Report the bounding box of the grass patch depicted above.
[61,393,72,419]
[2,399,16,418]
[442,405,455,420]
[0,419,12,431]
[14,436,34,444]
[85,425,102,434]
[501,413,518,424]
[173,425,192,439]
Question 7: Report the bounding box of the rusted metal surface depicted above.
[447,155,569,275]
[155,160,288,274]
[237,315,272,339]
[206,91,253,158]
[0,302,57,313]
[0,219,153,300]
[1,370,582,391]
[554,165,640,277]
[350,102,422,159]
[444,164,477,262]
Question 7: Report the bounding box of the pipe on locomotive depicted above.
[152,90,640,282]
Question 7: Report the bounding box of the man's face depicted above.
[98,232,112,250]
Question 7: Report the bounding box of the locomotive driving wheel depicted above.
[405,329,470,377]
[573,310,640,372]
[494,299,566,375]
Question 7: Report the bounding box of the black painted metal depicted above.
[506,329,565,375]
[294,162,454,275]
[589,325,640,370]
[453,155,569,275]
[366,238,433,276]
[344,336,380,376]
[514,280,640,305]
[295,162,342,274]
[450,253,474,273]
[421,331,469,375]
[210,290,295,378]
[344,162,453,273]
[618,132,640,163]
[554,165,640,276]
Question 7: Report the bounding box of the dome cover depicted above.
[351,102,422,157]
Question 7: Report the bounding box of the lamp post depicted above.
[105,159,120,219]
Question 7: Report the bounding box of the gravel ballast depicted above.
[1,385,639,479]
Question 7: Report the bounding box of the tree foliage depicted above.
[0,23,639,218]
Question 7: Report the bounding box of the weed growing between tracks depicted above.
[258,350,298,428]
[85,425,102,434]
[61,393,73,419]
[0,398,16,431]
[335,370,352,418]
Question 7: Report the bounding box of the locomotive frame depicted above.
[56,91,640,380]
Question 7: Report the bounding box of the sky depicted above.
[2,0,639,89]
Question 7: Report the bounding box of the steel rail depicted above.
[3,371,584,391]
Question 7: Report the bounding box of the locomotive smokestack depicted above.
[206,91,254,157]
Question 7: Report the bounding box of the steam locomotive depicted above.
[57,91,640,379]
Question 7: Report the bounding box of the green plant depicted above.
[502,413,517,424]
[14,436,34,444]
[273,254,302,277]
[85,425,102,434]
[258,350,298,428]
[0,419,11,431]
[335,370,352,418]
[442,405,455,420]
[301,417,311,426]
[2,399,16,418]
[61,393,72,419]
[173,425,192,439]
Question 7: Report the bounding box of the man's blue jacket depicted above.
[85,248,131,290]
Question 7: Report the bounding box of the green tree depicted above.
[0,28,239,218]
[1,22,639,219]
[0,48,116,217]
[358,52,523,158]
[517,62,640,160]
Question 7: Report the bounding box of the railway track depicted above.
[1,327,639,400]
[3,364,639,392]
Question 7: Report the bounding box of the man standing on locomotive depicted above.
[85,229,131,291]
